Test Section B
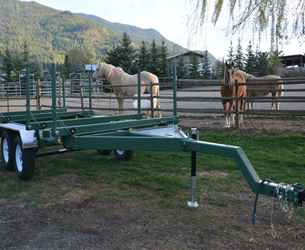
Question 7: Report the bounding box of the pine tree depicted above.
[245,40,256,75]
[176,53,187,79]
[0,47,14,82]
[63,52,72,79]
[189,53,201,79]
[117,32,137,74]
[202,50,211,79]
[30,59,42,80]
[104,45,120,66]
[148,39,160,76]
[137,40,150,72]
[159,39,169,77]
[256,52,270,76]
[269,50,282,75]
[12,50,23,82]
[234,39,244,70]
[22,40,30,69]
[227,40,234,63]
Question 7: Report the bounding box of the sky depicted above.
[21,0,304,60]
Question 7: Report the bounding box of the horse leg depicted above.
[222,101,229,128]
[117,97,124,115]
[230,101,235,126]
[239,99,244,124]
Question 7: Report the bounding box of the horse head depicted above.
[224,61,235,89]
[92,61,104,82]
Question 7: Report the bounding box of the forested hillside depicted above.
[0,0,127,64]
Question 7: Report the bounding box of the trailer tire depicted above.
[13,136,35,180]
[97,150,112,155]
[1,130,15,171]
[113,150,135,161]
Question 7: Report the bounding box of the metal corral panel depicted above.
[0,123,38,149]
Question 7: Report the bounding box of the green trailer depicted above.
[0,64,304,224]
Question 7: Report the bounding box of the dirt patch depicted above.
[1,117,305,249]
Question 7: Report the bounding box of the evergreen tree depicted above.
[30,59,42,80]
[22,40,31,69]
[245,40,256,75]
[148,39,160,76]
[256,52,270,76]
[202,50,211,79]
[0,47,14,82]
[12,50,23,82]
[227,40,234,63]
[137,40,150,72]
[117,32,137,74]
[63,52,73,79]
[104,45,120,66]
[176,53,187,79]
[159,40,169,77]
[269,50,283,75]
[189,53,201,79]
[234,39,244,70]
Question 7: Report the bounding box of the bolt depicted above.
[294,198,297,202]
[27,125,32,129]
[295,192,297,196]
[55,130,59,136]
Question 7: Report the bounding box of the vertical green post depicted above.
[62,77,66,109]
[89,67,92,112]
[172,66,177,117]
[137,69,141,114]
[52,63,57,131]
[26,67,30,126]
[235,79,239,129]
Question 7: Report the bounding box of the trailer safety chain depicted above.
[25,105,43,128]
[0,112,9,122]
[270,182,294,238]
[51,107,73,135]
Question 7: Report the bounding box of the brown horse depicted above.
[221,62,246,128]
[236,69,283,110]
[92,61,161,118]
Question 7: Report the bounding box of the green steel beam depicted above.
[27,113,144,130]
[26,67,30,125]
[49,116,180,137]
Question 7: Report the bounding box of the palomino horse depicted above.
[92,61,162,118]
[236,69,283,110]
[221,62,246,128]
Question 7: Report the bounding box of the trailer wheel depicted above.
[113,150,135,161]
[13,136,35,180]
[97,150,112,155]
[1,130,15,171]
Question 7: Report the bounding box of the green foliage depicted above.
[256,51,270,76]
[189,53,201,79]
[234,39,244,71]
[104,45,120,66]
[227,41,234,63]
[0,47,14,82]
[245,41,256,75]
[117,32,138,74]
[148,39,160,76]
[176,54,188,79]
[137,41,150,72]
[159,40,169,77]
[202,50,211,79]
[63,52,72,79]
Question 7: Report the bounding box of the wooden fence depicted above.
[1,77,305,128]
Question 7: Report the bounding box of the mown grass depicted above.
[0,131,304,208]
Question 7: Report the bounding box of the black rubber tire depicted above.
[96,149,112,155]
[1,130,15,171]
[113,150,135,161]
[13,136,35,181]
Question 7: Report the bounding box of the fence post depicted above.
[58,78,63,107]
[36,79,42,110]
[173,66,177,117]
[6,83,9,112]
[80,83,85,110]
[235,79,240,129]
[137,69,141,115]
[150,82,155,118]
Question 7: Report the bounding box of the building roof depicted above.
[167,51,205,60]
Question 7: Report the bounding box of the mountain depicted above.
[0,0,217,65]
[75,13,187,54]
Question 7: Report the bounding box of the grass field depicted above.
[0,130,305,249]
